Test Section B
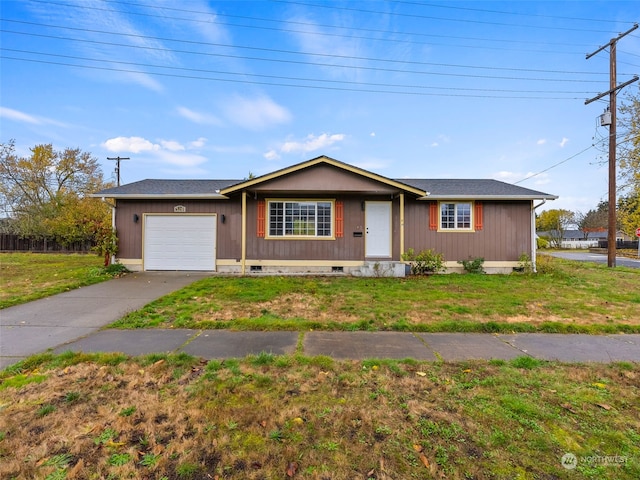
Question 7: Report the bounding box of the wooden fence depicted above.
[0,234,95,253]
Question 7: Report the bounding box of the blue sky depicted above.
[1,1,639,213]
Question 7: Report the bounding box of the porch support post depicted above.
[399,193,405,258]
[241,191,247,275]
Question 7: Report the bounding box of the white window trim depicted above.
[266,198,336,240]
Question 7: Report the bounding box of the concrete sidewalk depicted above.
[2,270,639,368]
[51,329,640,363]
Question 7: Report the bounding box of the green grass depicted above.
[0,352,638,479]
[0,252,116,308]
[110,256,640,334]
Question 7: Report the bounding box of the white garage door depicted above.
[144,215,216,271]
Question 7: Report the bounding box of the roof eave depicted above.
[89,193,230,200]
[418,194,559,201]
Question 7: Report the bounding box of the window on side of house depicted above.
[440,202,472,230]
[268,200,333,238]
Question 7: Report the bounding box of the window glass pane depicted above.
[441,203,455,229]
[457,203,471,229]
[317,202,332,236]
[269,202,283,236]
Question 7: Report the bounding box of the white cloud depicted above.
[370,132,376,137]
[430,134,450,147]
[537,139,547,145]
[223,95,291,130]
[0,107,41,124]
[160,140,185,152]
[280,133,346,154]
[102,135,209,169]
[559,137,569,148]
[264,149,280,161]
[189,137,207,148]
[264,133,346,160]
[0,106,69,127]
[156,150,207,167]
[177,106,221,126]
[288,16,367,81]
[103,136,159,153]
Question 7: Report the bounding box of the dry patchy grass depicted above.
[1,353,639,479]
[113,256,640,333]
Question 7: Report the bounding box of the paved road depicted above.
[546,251,640,268]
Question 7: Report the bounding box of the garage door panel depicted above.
[144,215,216,271]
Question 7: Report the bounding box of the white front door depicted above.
[365,201,392,257]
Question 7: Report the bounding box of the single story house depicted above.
[93,155,558,275]
[537,229,607,249]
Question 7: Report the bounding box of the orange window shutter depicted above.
[257,200,265,237]
[475,202,483,230]
[335,201,344,238]
[429,202,438,230]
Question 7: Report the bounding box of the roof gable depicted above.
[220,155,426,197]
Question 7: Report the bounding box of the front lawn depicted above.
[112,256,640,334]
[0,253,117,309]
[0,353,637,479]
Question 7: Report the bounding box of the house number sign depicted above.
[174,205,186,213]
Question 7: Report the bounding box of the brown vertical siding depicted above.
[116,196,532,264]
[115,200,242,260]
[403,199,532,261]
[245,196,368,261]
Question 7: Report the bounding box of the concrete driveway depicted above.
[0,272,208,368]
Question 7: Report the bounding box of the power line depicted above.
[1,19,609,73]
[0,55,592,100]
[2,48,600,96]
[391,0,636,25]
[513,145,596,185]
[23,0,622,54]
[0,28,614,84]
[271,0,623,34]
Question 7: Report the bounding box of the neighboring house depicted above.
[537,229,631,249]
[93,155,557,275]
[537,229,607,248]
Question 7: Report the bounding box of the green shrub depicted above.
[458,257,485,274]
[401,248,446,274]
[536,237,549,249]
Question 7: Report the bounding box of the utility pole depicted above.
[107,156,130,187]
[585,23,638,268]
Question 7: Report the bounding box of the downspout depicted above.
[241,191,247,275]
[532,199,547,273]
[399,193,405,258]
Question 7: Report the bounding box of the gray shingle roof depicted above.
[398,179,556,199]
[93,163,557,201]
[94,179,242,198]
